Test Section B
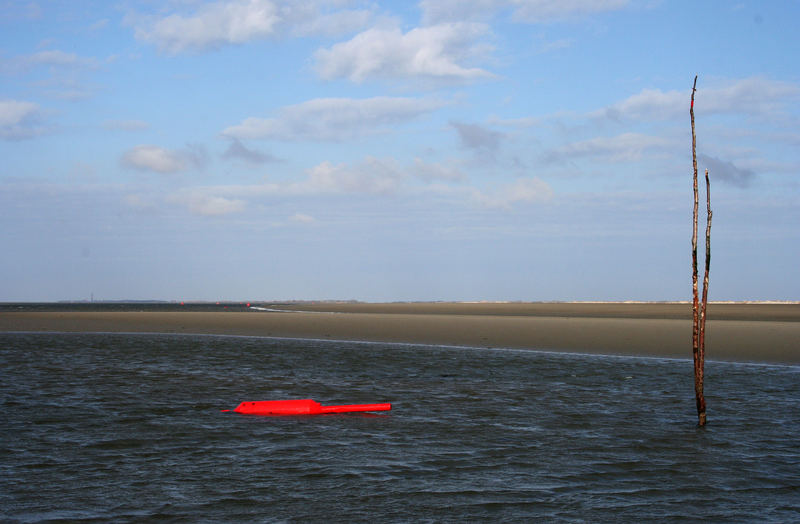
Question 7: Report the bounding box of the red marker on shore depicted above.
[222,399,392,416]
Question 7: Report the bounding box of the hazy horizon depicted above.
[5,298,799,306]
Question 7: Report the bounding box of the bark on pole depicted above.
[690,75,708,426]
[699,168,712,421]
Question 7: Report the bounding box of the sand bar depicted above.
[1,302,798,364]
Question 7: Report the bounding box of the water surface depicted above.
[2,333,798,522]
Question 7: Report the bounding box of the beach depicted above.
[2,302,798,364]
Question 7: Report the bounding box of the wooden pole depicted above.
[690,75,707,426]
[698,168,712,424]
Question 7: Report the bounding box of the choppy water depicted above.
[1,333,798,522]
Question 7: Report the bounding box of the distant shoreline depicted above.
[1,302,798,364]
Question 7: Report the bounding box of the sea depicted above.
[1,332,798,522]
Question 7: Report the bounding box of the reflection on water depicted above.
[2,333,799,522]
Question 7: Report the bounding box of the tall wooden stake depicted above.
[690,75,710,426]
[699,168,712,421]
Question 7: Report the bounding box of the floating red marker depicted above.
[224,399,391,416]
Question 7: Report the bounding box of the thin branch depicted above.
[700,168,712,337]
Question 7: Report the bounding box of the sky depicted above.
[1,0,799,302]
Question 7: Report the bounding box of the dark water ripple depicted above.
[1,333,799,522]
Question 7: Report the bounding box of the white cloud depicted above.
[169,190,246,216]
[188,195,246,216]
[23,49,100,68]
[510,0,630,22]
[222,96,444,141]
[133,0,282,53]
[2,49,107,101]
[0,99,39,127]
[705,77,800,116]
[2,48,108,76]
[419,0,630,24]
[177,156,468,199]
[121,144,208,173]
[472,176,553,209]
[0,99,45,139]
[284,3,373,37]
[594,77,800,122]
[295,157,469,195]
[127,154,550,218]
[536,37,573,53]
[314,22,493,83]
[594,87,684,121]
[153,153,550,211]
[122,145,186,173]
[175,158,408,199]
[303,158,404,195]
[543,132,673,164]
[288,212,316,224]
[130,0,373,54]
[412,158,467,182]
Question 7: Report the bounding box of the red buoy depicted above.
[227,399,391,416]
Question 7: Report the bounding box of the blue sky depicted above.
[1,0,798,302]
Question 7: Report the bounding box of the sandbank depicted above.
[1,302,798,364]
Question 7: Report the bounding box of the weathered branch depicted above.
[698,169,711,426]
[690,75,707,426]
[691,75,699,357]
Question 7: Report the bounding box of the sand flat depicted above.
[1,303,798,364]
